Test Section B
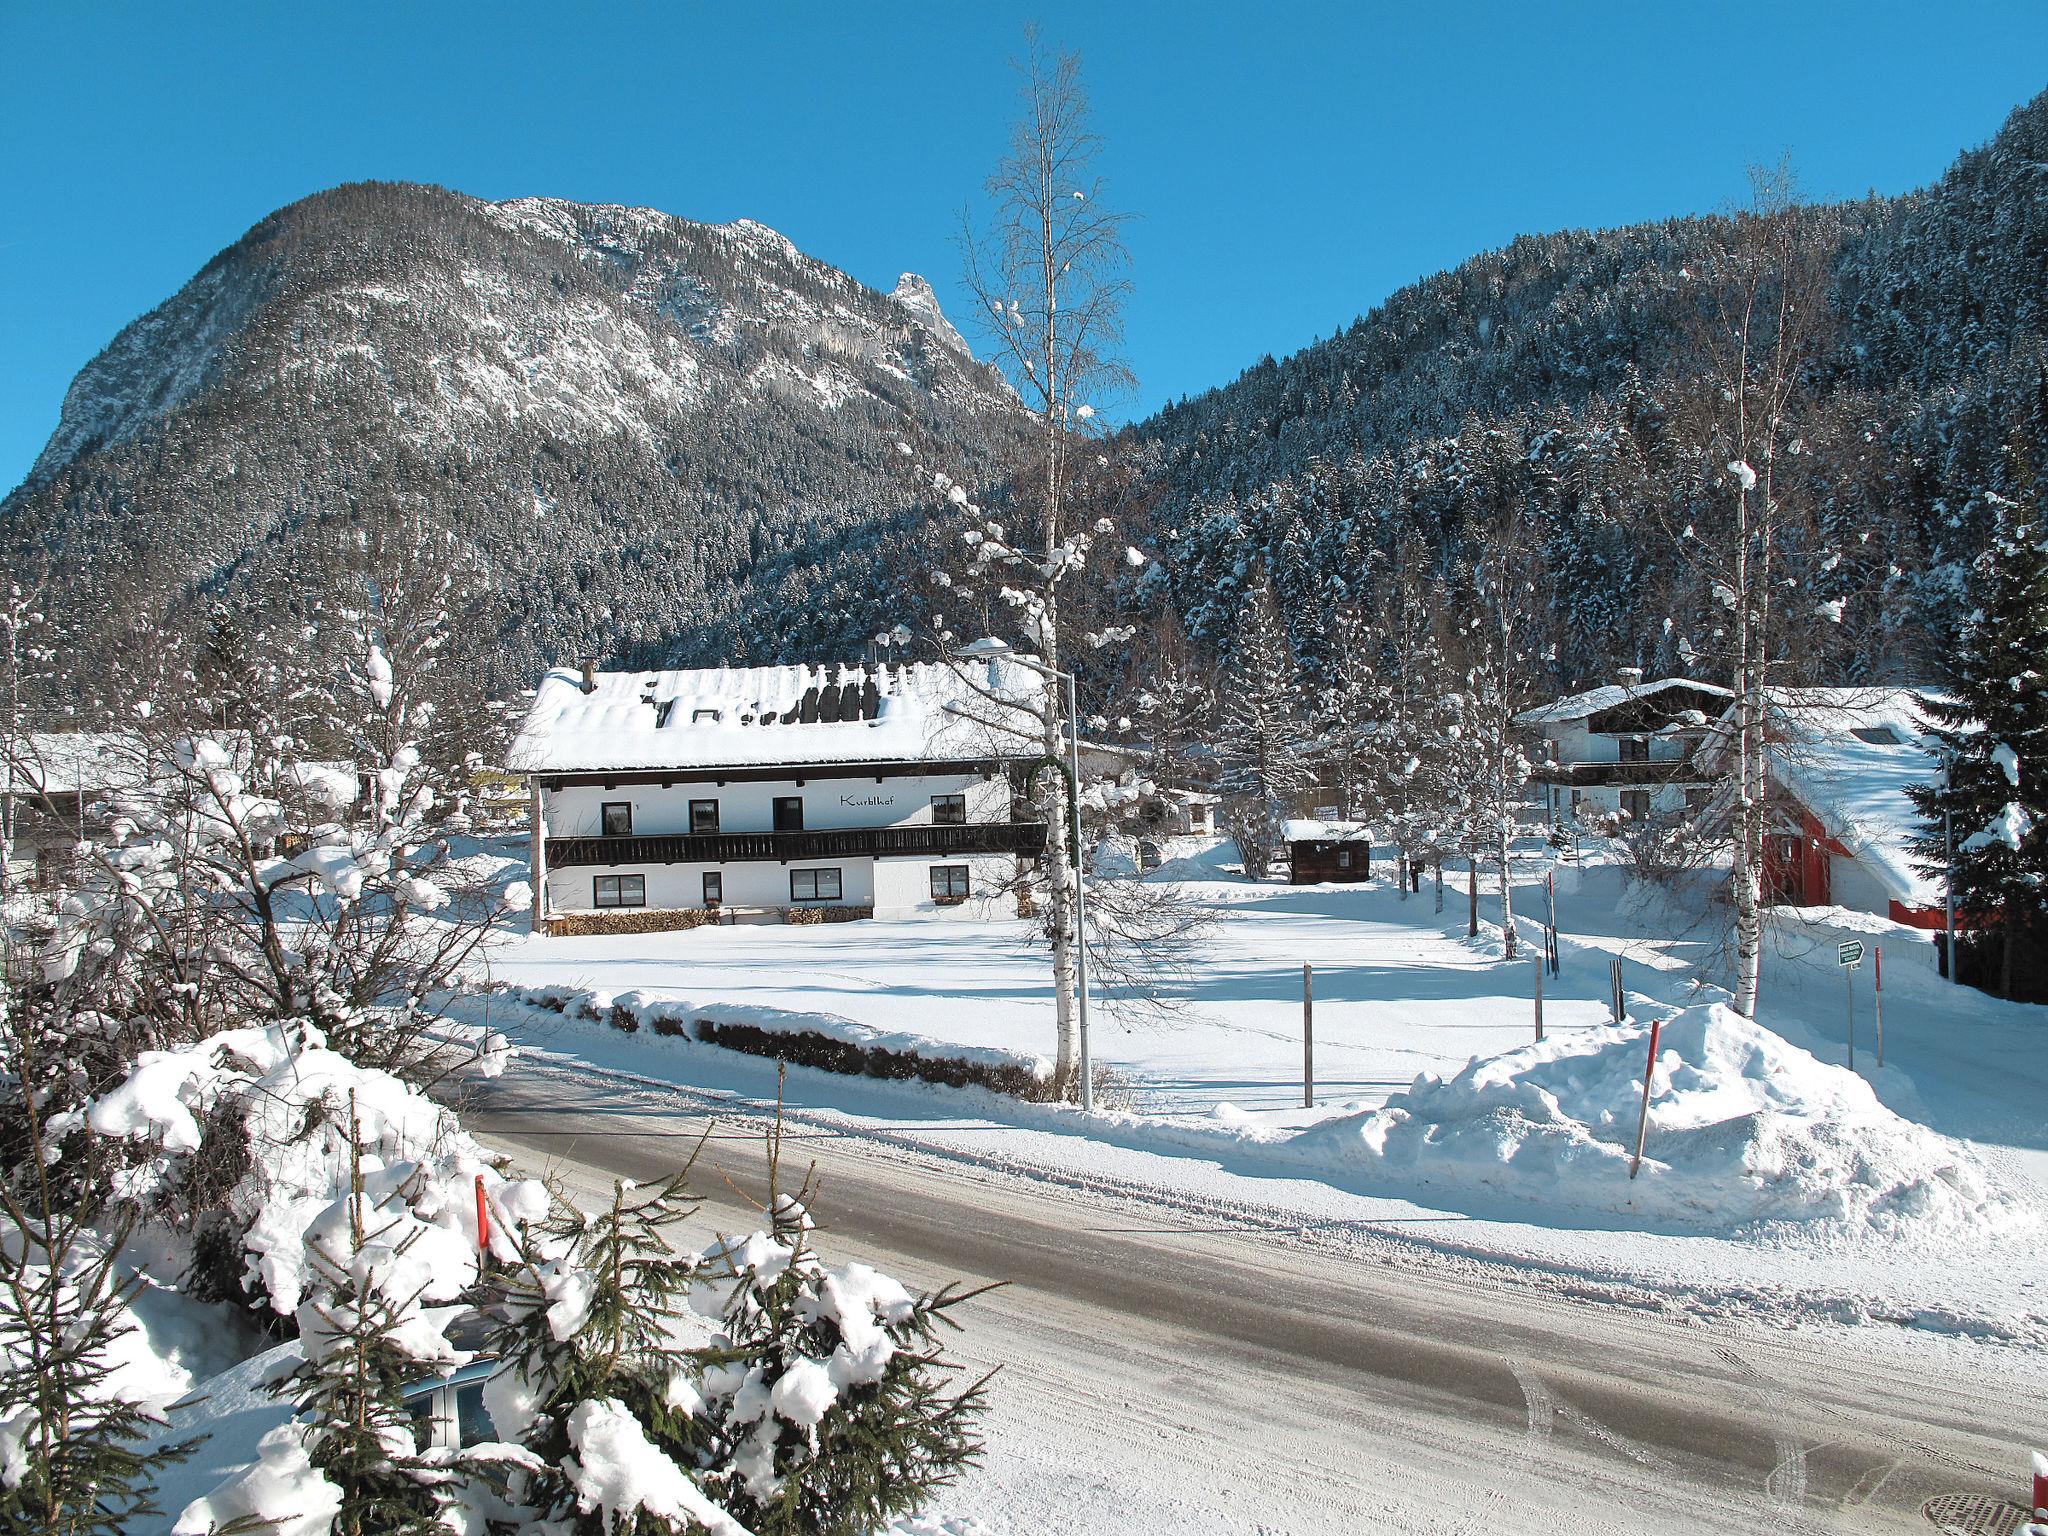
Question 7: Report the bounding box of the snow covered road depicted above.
[463,1056,2032,1535]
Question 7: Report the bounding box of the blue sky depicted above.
[3,3,2044,494]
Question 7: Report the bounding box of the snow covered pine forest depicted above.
[3,36,2048,1536]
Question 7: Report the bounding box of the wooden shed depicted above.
[1283,819,1372,884]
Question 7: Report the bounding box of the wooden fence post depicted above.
[1302,962,1314,1109]
[1534,957,1544,1042]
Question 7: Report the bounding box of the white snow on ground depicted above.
[470,838,2048,1357]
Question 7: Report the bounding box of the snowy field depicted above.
[469,839,2048,1366]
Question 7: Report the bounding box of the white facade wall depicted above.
[544,772,1006,838]
[1533,719,1701,823]
[542,852,1016,919]
[536,768,1023,922]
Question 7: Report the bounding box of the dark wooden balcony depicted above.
[546,820,1049,868]
[1529,759,1701,788]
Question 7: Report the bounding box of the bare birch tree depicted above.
[929,32,1133,1096]
[1678,165,1835,1018]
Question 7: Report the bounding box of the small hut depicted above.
[1283,819,1371,884]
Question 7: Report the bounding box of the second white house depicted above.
[509,657,1052,931]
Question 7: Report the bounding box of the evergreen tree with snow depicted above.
[483,1164,739,1536]
[1306,598,1385,824]
[1910,455,2048,997]
[679,1136,991,1536]
[1213,570,1311,878]
[284,1105,462,1536]
[0,1008,196,1536]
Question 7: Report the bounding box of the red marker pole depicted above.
[1628,1017,1665,1182]
[1873,945,1884,1069]
[474,1174,491,1267]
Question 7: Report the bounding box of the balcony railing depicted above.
[547,820,1049,869]
[1530,759,1699,788]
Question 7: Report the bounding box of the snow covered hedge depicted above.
[499,984,1056,1100]
[62,1020,546,1316]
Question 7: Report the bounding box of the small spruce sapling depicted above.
[681,1095,995,1536]
[483,1139,741,1535]
[281,1091,456,1536]
[0,1010,198,1536]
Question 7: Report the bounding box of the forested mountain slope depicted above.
[1129,90,2048,692]
[3,182,1020,690]
[9,92,2047,710]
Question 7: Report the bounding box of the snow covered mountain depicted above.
[4,181,1021,687]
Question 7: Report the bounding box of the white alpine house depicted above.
[509,657,1052,929]
[1516,670,1733,823]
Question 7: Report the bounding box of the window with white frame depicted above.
[790,867,841,902]
[930,864,970,900]
[594,874,645,908]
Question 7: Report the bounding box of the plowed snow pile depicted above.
[1293,1002,2026,1239]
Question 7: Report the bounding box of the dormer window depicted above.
[692,708,722,724]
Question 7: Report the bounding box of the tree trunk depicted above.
[1041,594,1081,1098]
[1497,808,1517,960]
[1467,846,1479,938]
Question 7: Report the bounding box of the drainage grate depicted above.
[1922,1491,2029,1535]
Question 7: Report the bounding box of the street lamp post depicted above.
[955,639,1093,1111]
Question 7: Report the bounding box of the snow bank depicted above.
[499,984,1053,1086]
[1294,1002,2025,1239]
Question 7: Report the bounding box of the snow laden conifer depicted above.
[679,1123,992,1536]
[269,1093,458,1536]
[1215,571,1311,879]
[0,1008,196,1536]
[481,1152,749,1536]
[1369,552,1461,898]
[481,1108,992,1536]
[1911,456,2048,996]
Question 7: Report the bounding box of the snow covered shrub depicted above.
[38,725,519,1082]
[280,1120,472,1536]
[71,1020,547,1321]
[482,1163,749,1536]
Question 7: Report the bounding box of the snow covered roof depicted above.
[1515,677,1732,728]
[1762,687,1945,908]
[508,659,1051,775]
[4,732,150,795]
[1282,819,1370,842]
